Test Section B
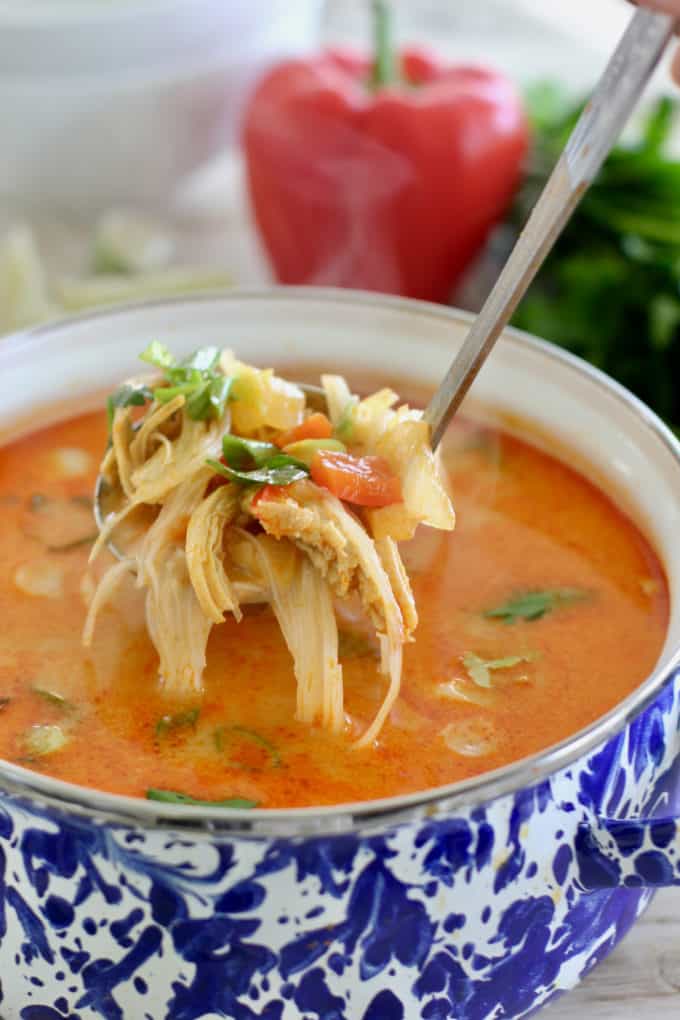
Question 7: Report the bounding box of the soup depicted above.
[0,360,668,808]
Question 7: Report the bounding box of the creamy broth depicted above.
[0,399,668,808]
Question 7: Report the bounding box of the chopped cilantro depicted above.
[462,652,536,689]
[483,588,588,624]
[207,455,309,488]
[106,382,154,432]
[137,343,232,421]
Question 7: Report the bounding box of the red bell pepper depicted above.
[243,1,528,304]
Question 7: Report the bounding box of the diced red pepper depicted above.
[310,450,402,507]
[275,412,333,448]
[251,484,288,509]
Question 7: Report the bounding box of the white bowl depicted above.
[0,0,323,208]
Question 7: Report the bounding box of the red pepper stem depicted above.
[371,0,397,89]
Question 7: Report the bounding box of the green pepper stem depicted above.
[371,0,397,89]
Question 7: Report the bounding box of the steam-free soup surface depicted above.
[0,397,668,807]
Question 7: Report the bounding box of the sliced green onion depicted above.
[155,707,200,738]
[146,789,258,809]
[221,434,279,469]
[213,725,281,768]
[31,687,76,713]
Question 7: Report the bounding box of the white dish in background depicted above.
[0,0,323,210]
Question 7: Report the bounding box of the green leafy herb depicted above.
[31,687,76,713]
[213,725,281,769]
[462,652,536,689]
[207,455,309,488]
[106,382,154,432]
[139,340,177,371]
[155,708,200,738]
[138,343,232,421]
[146,789,258,809]
[0,697,10,712]
[484,588,588,624]
[509,89,680,431]
[221,434,279,470]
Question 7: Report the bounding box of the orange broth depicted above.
[0,402,668,808]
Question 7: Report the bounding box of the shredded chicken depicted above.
[86,347,455,746]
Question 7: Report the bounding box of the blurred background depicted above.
[1,0,678,428]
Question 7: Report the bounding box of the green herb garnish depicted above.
[139,343,232,422]
[462,652,536,689]
[106,382,154,432]
[511,89,680,431]
[484,588,588,624]
[213,725,281,768]
[155,708,200,738]
[221,434,279,469]
[31,687,76,713]
[146,789,258,809]
[207,454,309,488]
[139,340,177,371]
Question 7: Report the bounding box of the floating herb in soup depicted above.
[0,350,668,808]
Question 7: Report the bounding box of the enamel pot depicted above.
[0,291,679,1020]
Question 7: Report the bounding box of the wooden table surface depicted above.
[546,889,680,1018]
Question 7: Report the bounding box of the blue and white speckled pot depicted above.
[1,291,679,1020]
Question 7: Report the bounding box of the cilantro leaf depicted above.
[511,91,680,432]
[207,454,309,488]
[106,382,153,432]
[146,789,258,809]
[484,588,588,624]
[462,652,536,689]
[139,341,176,370]
[137,344,232,421]
[221,434,279,469]
[213,725,281,768]
[180,346,220,373]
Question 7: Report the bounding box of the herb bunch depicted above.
[510,87,680,433]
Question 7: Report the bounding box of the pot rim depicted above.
[1,287,679,837]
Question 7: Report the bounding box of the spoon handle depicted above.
[424,7,676,450]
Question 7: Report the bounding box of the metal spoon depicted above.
[95,7,674,553]
[424,5,675,449]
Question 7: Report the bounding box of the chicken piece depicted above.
[251,480,405,641]
[186,484,242,623]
